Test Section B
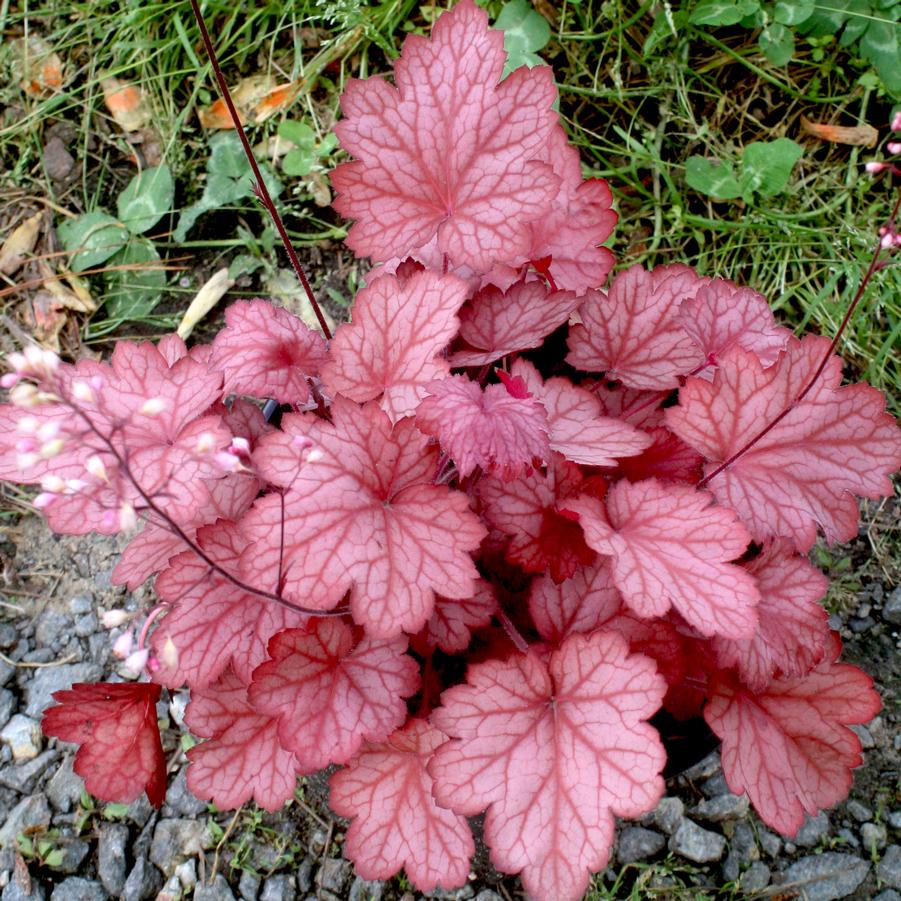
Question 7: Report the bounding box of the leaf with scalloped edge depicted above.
[566,265,707,389]
[249,621,419,770]
[330,719,475,893]
[705,646,881,836]
[322,271,468,422]
[42,682,166,807]
[185,668,301,812]
[429,631,666,901]
[566,479,760,639]
[666,336,901,551]
[332,0,558,271]
[420,580,498,653]
[244,398,486,637]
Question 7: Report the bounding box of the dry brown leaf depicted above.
[177,268,234,339]
[800,115,878,148]
[265,268,335,336]
[0,212,43,276]
[28,291,67,350]
[15,36,63,95]
[37,262,97,313]
[102,77,153,133]
[198,75,300,129]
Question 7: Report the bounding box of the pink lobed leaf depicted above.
[243,398,486,637]
[566,264,707,389]
[210,299,328,405]
[330,719,475,893]
[42,682,166,807]
[705,649,881,836]
[666,336,901,550]
[331,0,558,271]
[565,479,760,638]
[429,631,666,901]
[421,579,498,653]
[415,373,549,480]
[322,271,468,421]
[248,621,420,771]
[184,668,301,812]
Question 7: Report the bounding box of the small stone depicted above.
[175,861,196,891]
[857,602,872,618]
[669,819,726,863]
[883,587,901,624]
[827,613,843,630]
[878,846,901,889]
[69,596,93,616]
[122,858,162,901]
[0,689,14,729]
[692,793,749,823]
[846,800,873,822]
[794,812,831,848]
[837,827,860,849]
[25,664,102,718]
[875,891,901,901]
[700,772,730,798]
[2,874,45,901]
[238,871,260,901]
[48,878,106,901]
[740,861,770,892]
[0,749,57,792]
[35,611,70,648]
[73,614,99,638]
[653,797,684,834]
[473,894,503,901]
[259,876,295,901]
[679,750,721,781]
[0,794,51,849]
[784,853,869,901]
[888,811,901,830]
[194,876,235,901]
[125,793,154,827]
[158,874,182,900]
[316,859,351,895]
[98,823,129,896]
[46,757,84,813]
[849,616,874,633]
[617,826,665,864]
[308,829,327,854]
[0,715,42,761]
[862,822,888,852]
[163,769,206,817]
[758,829,781,858]
[42,138,75,181]
[0,625,16,650]
[429,887,473,900]
[732,821,759,864]
[149,820,208,875]
[347,877,384,901]
[295,858,314,893]
[56,839,91,874]
[721,851,740,883]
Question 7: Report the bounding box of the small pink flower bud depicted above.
[123,648,150,675]
[161,637,178,670]
[101,609,130,629]
[40,475,66,494]
[37,421,59,442]
[10,383,39,407]
[118,502,137,531]
[229,437,250,455]
[213,451,242,472]
[139,397,167,416]
[71,380,95,403]
[892,111,901,132]
[291,435,313,451]
[195,431,217,454]
[881,231,895,249]
[113,631,135,658]
[39,438,65,459]
[16,416,39,434]
[101,510,118,530]
[15,438,37,454]
[86,455,108,481]
[65,478,87,493]
[888,142,901,155]
[16,452,39,470]
[866,161,889,174]
[0,373,19,388]
[306,448,324,464]
[7,352,27,373]
[32,492,56,509]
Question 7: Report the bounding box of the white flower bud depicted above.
[101,609,130,629]
[33,493,56,509]
[139,397,167,416]
[71,380,95,403]
[229,437,250,455]
[305,448,324,464]
[40,475,66,494]
[16,452,39,470]
[64,478,87,494]
[16,417,39,434]
[161,637,178,671]
[118,502,137,531]
[195,431,217,454]
[37,421,60,442]
[86,455,108,481]
[122,648,149,676]
[113,631,134,658]
[39,438,65,459]
[10,383,39,407]
[7,352,27,373]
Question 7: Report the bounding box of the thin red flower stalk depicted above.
[698,184,901,490]
[187,0,332,341]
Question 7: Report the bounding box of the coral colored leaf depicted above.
[415,374,549,480]
[42,682,165,807]
[422,580,497,653]
[666,336,901,551]
[712,541,830,691]
[477,453,595,582]
[330,720,475,893]
[566,265,706,389]
[331,0,558,271]
[249,621,419,770]
[185,669,300,812]
[322,271,468,421]
[677,279,789,373]
[566,479,759,638]
[617,426,705,484]
[511,359,650,466]
[210,299,328,404]
[528,557,621,643]
[449,281,581,367]
[152,521,306,689]
[430,632,666,901]
[243,399,486,637]
[705,654,881,836]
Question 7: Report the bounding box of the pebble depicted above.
[732,821,759,863]
[2,878,46,901]
[758,828,782,858]
[74,614,99,638]
[46,757,84,812]
[0,715,42,762]
[794,811,831,848]
[850,724,876,750]
[0,690,14,729]
[784,852,869,901]
[692,793,749,822]
[875,891,901,901]
[0,658,13,689]
[149,819,208,875]
[163,769,207,817]
[669,819,726,863]
[700,772,730,798]
[48,878,107,901]
[24,663,102,718]
[0,794,51,849]
[238,872,260,901]
[739,861,771,891]
[849,616,874,633]
[122,858,161,901]
[889,811,901,830]
[617,826,665,863]
[0,749,57,792]
[878,846,901,889]
[175,861,196,891]
[97,823,129,896]
[883,586,901,624]
[316,859,352,895]
[429,888,473,900]
[259,876,295,901]
[295,859,314,894]
[35,611,70,648]
[862,821,888,851]
[846,800,873,822]
[69,596,93,616]
[0,626,16,651]
[194,876,235,901]
[653,796,684,834]
[473,894,503,901]
[56,838,91,874]
[680,750,721,781]
[347,877,384,901]
[42,137,76,181]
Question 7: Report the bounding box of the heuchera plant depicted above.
[2,3,901,899]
